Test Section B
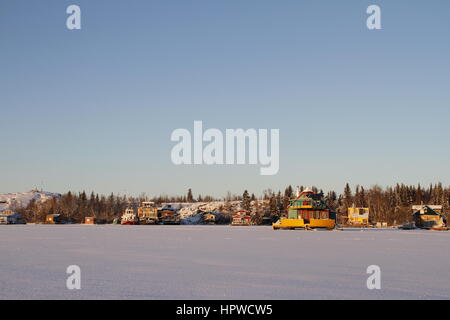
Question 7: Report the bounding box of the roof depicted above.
[47,214,61,217]
[0,210,16,215]
[0,212,22,218]
[412,206,444,217]
[412,204,442,210]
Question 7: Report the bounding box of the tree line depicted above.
[15,183,450,225]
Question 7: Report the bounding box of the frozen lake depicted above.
[1,225,449,299]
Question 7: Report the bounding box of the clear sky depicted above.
[1,0,449,197]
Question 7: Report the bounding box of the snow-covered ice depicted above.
[0,225,449,299]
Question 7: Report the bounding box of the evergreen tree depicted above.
[343,183,353,209]
[242,190,251,212]
[187,189,193,202]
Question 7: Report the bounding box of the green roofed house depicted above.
[273,187,336,230]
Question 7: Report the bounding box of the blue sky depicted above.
[1,0,449,197]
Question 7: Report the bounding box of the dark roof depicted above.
[412,206,444,217]
[47,213,61,217]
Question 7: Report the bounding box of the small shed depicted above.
[84,216,96,225]
[45,214,61,224]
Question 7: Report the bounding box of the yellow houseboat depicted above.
[138,201,158,225]
[273,188,335,230]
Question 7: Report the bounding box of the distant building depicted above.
[411,205,447,230]
[0,210,25,224]
[231,210,252,226]
[138,202,158,224]
[84,216,96,225]
[203,212,216,224]
[45,214,61,224]
[348,206,370,225]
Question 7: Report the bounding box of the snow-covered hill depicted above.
[0,190,61,212]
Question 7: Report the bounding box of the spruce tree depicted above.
[187,189,193,202]
[242,190,251,212]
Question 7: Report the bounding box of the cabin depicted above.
[411,205,447,230]
[348,206,370,225]
[203,212,231,225]
[45,214,62,224]
[0,210,25,224]
[84,216,96,225]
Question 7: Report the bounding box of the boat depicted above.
[120,208,139,225]
[346,205,371,227]
[137,201,158,225]
[158,206,180,225]
[273,187,335,230]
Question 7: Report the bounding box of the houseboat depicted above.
[138,201,158,225]
[158,205,180,225]
[231,210,252,226]
[347,205,370,227]
[273,188,336,230]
